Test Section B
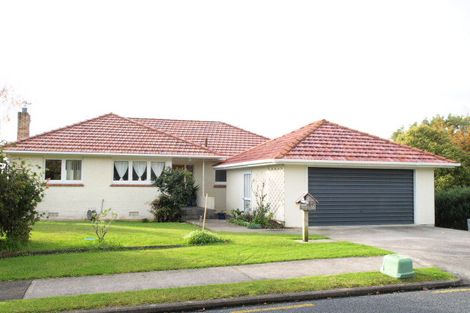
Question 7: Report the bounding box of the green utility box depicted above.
[380,254,415,278]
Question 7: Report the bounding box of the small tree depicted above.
[0,151,46,246]
[151,168,198,222]
[91,208,118,243]
[252,182,275,226]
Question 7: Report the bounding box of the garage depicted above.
[308,168,414,226]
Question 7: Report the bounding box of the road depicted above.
[199,288,470,313]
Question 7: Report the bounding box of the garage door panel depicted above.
[308,168,414,226]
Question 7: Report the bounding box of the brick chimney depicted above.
[17,107,30,141]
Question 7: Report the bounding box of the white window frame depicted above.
[243,172,252,211]
[44,159,83,183]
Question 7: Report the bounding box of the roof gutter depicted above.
[4,150,226,160]
[214,158,460,170]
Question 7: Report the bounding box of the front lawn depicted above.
[0,221,390,281]
[0,268,454,313]
[17,221,197,252]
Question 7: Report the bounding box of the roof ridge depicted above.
[218,121,270,141]
[4,112,116,148]
[118,115,220,156]
[129,116,220,123]
[129,117,270,141]
[324,120,457,163]
[275,119,326,159]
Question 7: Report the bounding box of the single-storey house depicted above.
[3,110,459,227]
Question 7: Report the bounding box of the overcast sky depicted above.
[0,0,469,143]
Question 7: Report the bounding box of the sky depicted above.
[0,0,469,143]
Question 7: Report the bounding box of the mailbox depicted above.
[296,193,318,211]
[296,193,319,242]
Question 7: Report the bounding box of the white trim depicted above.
[215,158,460,170]
[5,150,224,160]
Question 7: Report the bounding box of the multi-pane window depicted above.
[215,170,227,183]
[114,161,166,182]
[45,159,82,181]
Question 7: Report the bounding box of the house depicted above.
[2,110,267,219]
[215,119,459,227]
[3,110,459,227]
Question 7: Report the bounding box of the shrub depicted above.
[151,197,182,222]
[228,183,282,229]
[90,208,118,243]
[151,168,198,222]
[435,186,470,230]
[0,152,46,247]
[185,230,224,245]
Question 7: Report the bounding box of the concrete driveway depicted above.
[312,225,470,282]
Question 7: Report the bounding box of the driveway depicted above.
[312,225,470,282]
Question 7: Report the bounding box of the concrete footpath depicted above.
[5,256,419,300]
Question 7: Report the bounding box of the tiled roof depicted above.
[129,118,268,156]
[3,113,220,157]
[221,120,457,165]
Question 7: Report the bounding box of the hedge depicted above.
[435,186,470,230]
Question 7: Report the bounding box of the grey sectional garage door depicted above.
[308,168,414,226]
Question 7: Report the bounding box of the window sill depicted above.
[47,183,84,187]
[214,184,226,188]
[110,184,154,187]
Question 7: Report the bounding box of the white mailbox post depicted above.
[296,193,319,242]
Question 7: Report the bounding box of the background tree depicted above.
[392,114,469,191]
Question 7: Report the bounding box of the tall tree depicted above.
[392,115,470,191]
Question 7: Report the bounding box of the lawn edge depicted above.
[76,278,462,313]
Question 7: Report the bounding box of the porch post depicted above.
[202,160,205,202]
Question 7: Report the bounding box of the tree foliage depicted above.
[392,114,470,190]
[150,168,198,222]
[0,151,46,246]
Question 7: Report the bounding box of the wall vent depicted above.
[128,211,139,217]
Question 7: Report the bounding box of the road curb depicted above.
[76,278,463,313]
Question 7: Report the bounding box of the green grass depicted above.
[0,268,454,313]
[18,221,198,251]
[0,238,387,281]
[0,221,389,281]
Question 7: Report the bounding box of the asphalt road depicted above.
[199,288,470,313]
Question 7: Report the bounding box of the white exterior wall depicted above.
[10,154,225,219]
[226,166,285,221]
[414,168,435,225]
[193,160,226,210]
[283,165,308,227]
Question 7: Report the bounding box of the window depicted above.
[45,160,61,180]
[66,160,82,180]
[114,161,166,183]
[243,173,252,210]
[132,161,147,181]
[172,164,193,173]
[114,161,129,181]
[215,170,227,183]
[45,159,82,181]
[151,162,165,180]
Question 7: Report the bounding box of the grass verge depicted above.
[0,240,388,281]
[0,268,455,313]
